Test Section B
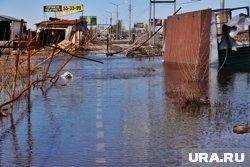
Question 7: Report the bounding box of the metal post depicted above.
[10,19,24,113]
[111,2,120,40]
[249,26,250,45]
[153,0,156,45]
[105,10,113,46]
[149,1,152,45]
[129,0,132,39]
[174,0,176,13]
[105,11,112,26]
[103,15,108,25]
[107,33,109,53]
[27,29,31,109]
[116,6,119,39]
[220,0,225,9]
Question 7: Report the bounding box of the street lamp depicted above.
[102,15,108,25]
[105,10,112,26]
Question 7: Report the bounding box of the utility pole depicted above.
[105,10,113,53]
[102,15,108,25]
[105,10,112,26]
[129,0,132,39]
[149,1,152,45]
[153,0,156,45]
[105,10,112,42]
[110,2,120,39]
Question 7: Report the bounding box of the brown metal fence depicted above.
[163,9,212,81]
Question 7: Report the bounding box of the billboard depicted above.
[134,23,144,28]
[61,4,83,12]
[81,16,97,25]
[44,5,62,12]
[44,4,84,16]
[150,19,162,26]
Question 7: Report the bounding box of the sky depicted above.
[0,0,249,30]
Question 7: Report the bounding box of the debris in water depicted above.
[233,125,249,134]
[61,72,73,80]
[184,96,210,107]
[0,109,7,117]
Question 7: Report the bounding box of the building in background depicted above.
[35,18,86,47]
[0,15,27,52]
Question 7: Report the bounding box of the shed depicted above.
[35,18,85,47]
[0,15,26,47]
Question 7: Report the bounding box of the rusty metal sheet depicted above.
[163,9,212,81]
[164,9,212,64]
[163,19,168,42]
[36,19,83,26]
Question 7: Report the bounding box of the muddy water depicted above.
[1,54,250,166]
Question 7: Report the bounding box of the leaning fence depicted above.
[0,19,103,117]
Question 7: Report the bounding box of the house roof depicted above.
[0,15,22,22]
[36,19,84,26]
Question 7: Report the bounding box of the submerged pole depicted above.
[27,29,31,109]
[10,19,24,113]
[153,0,156,45]
[149,0,152,45]
[107,33,109,53]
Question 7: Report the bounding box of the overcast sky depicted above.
[0,0,249,30]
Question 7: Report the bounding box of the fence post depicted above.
[10,19,24,113]
[27,29,31,109]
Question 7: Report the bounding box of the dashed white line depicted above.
[96,103,102,108]
[96,143,105,152]
[96,121,103,128]
[96,114,102,120]
[96,78,106,165]
[96,158,106,164]
[96,131,104,138]
[96,107,102,113]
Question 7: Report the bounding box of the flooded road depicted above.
[1,54,250,166]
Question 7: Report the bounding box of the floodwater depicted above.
[1,54,250,166]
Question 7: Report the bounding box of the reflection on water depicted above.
[0,54,250,166]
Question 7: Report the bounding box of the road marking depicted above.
[96,143,105,152]
[96,103,102,108]
[96,76,106,165]
[97,98,101,103]
[96,131,104,138]
[96,114,102,119]
[96,107,102,113]
[96,158,106,164]
[96,121,103,128]
[97,93,101,98]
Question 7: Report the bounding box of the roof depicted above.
[0,15,22,22]
[36,19,84,26]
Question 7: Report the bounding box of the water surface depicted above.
[0,54,250,166]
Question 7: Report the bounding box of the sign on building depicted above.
[61,5,83,12]
[81,16,97,25]
[44,5,62,12]
[150,19,162,26]
[134,23,144,28]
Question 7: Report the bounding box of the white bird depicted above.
[60,72,73,80]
